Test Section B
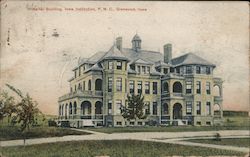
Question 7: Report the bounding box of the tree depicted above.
[6,84,42,132]
[121,94,147,121]
[0,91,16,124]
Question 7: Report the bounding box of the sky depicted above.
[0,1,249,115]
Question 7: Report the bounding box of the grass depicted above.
[0,140,246,157]
[87,116,249,133]
[0,125,90,141]
[187,138,250,148]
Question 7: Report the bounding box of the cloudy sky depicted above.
[0,1,249,115]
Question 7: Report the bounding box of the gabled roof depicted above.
[99,45,129,61]
[131,58,153,65]
[170,52,215,67]
[85,63,103,72]
[155,60,170,67]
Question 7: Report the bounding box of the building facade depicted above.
[58,34,223,127]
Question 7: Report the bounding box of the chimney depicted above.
[116,37,122,51]
[164,44,172,63]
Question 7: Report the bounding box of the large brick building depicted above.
[58,34,223,127]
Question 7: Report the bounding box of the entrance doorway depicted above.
[173,103,182,119]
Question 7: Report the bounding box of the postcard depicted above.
[0,1,249,157]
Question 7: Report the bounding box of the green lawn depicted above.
[0,140,245,157]
[87,116,249,133]
[187,138,250,147]
[0,126,90,141]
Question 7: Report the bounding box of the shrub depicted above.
[214,133,221,141]
[48,119,57,127]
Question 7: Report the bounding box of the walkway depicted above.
[0,129,249,153]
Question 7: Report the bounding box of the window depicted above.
[108,100,112,115]
[130,121,135,125]
[137,81,142,94]
[163,82,169,92]
[145,102,150,114]
[176,67,180,73]
[206,121,211,125]
[163,68,168,74]
[186,66,192,74]
[197,121,201,125]
[206,67,211,74]
[74,70,77,78]
[145,82,150,94]
[153,82,158,94]
[206,82,211,94]
[170,67,175,73]
[83,81,85,91]
[196,81,201,94]
[196,66,201,74]
[108,61,113,69]
[137,66,141,73]
[186,81,192,94]
[108,77,112,92]
[117,61,122,70]
[206,102,211,115]
[129,80,135,94]
[142,66,146,74]
[116,121,122,125]
[146,67,150,73]
[78,83,81,90]
[153,102,158,115]
[186,102,192,115]
[116,78,122,91]
[116,100,122,114]
[88,80,91,91]
[138,122,143,125]
[70,87,73,93]
[75,85,77,91]
[79,67,81,76]
[196,101,201,115]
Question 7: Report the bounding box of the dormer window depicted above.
[186,66,192,74]
[142,66,146,74]
[117,61,122,70]
[163,68,168,74]
[108,61,113,69]
[146,67,150,73]
[196,66,201,74]
[206,67,211,75]
[137,66,141,73]
[176,67,180,74]
[74,70,77,78]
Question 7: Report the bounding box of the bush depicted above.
[48,120,57,127]
[214,133,221,141]
[60,121,70,127]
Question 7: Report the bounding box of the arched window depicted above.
[88,80,91,91]
[162,103,169,115]
[73,102,77,114]
[95,101,103,114]
[163,82,169,92]
[69,103,72,115]
[65,104,68,117]
[213,85,221,97]
[95,79,102,91]
[61,104,64,116]
[214,104,221,116]
[173,82,182,93]
[59,105,61,115]
[81,101,91,115]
